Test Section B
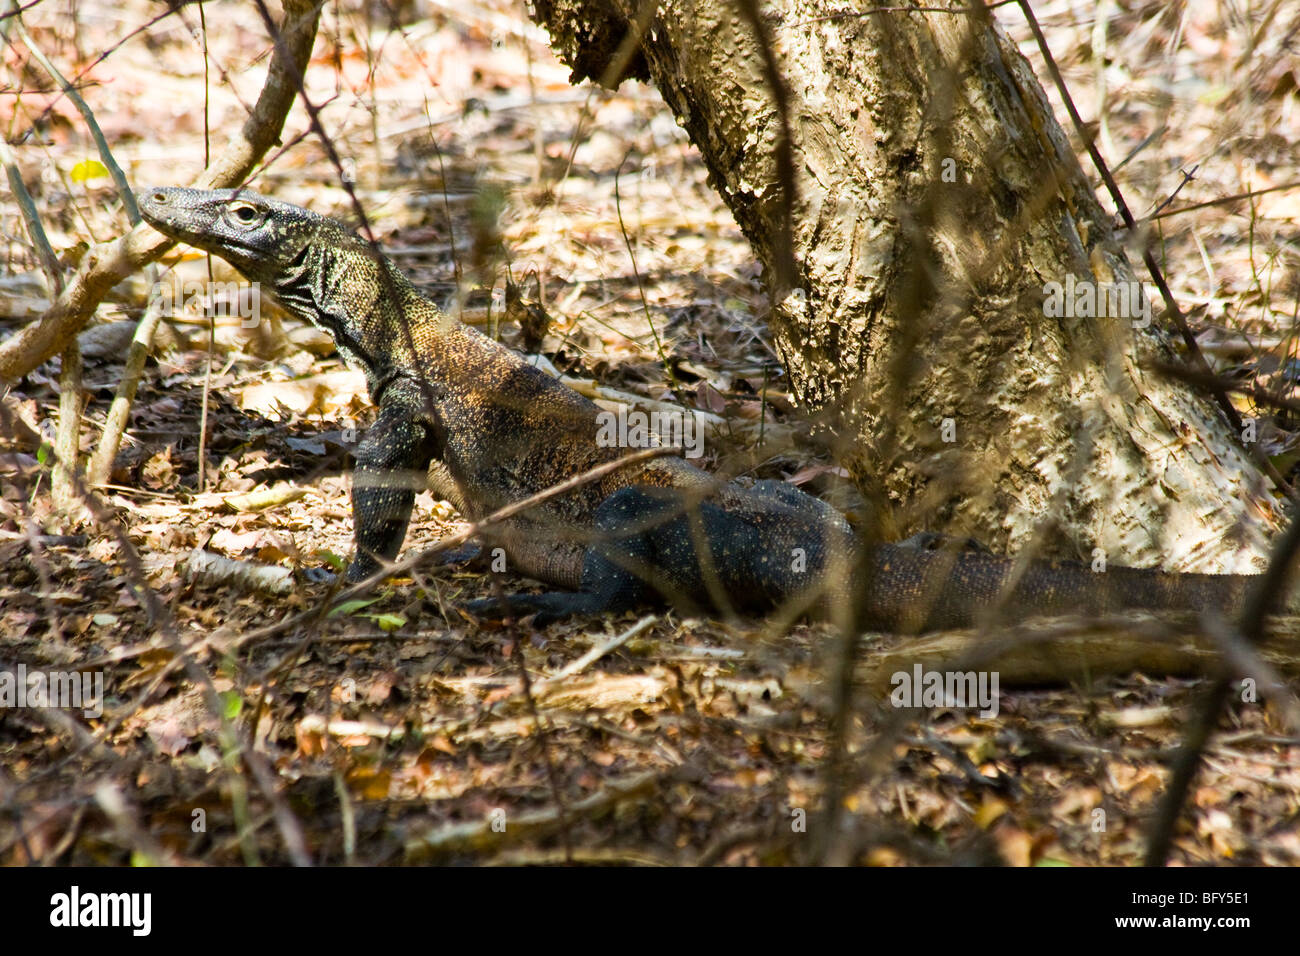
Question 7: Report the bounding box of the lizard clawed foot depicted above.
[463,590,608,626]
[298,566,338,585]
[432,542,484,568]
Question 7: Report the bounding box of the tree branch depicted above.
[0,0,323,383]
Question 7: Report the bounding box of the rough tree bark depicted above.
[529,0,1284,573]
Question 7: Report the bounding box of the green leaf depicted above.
[1269,450,1300,475]
[368,613,406,632]
[219,690,242,720]
[70,158,109,184]
[318,550,347,572]
[329,597,380,618]
[36,444,51,466]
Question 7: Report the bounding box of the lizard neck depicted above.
[276,238,477,401]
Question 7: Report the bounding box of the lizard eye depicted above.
[226,202,262,227]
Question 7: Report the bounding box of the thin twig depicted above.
[510,615,573,863]
[615,150,681,399]
[1147,164,1198,220]
[0,402,314,865]
[1147,179,1300,222]
[1143,513,1300,866]
[0,0,323,382]
[11,12,139,222]
[734,0,797,294]
[230,445,681,648]
[1148,359,1300,417]
[1016,0,1295,501]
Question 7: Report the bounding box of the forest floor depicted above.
[0,0,1298,865]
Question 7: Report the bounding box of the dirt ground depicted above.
[0,0,1298,865]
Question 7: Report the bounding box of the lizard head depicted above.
[138,186,346,286]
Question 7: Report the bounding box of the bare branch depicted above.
[0,0,323,383]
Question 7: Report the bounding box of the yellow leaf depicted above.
[867,847,902,866]
[347,766,392,801]
[70,159,109,184]
[973,795,1010,829]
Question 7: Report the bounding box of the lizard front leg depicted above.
[348,400,441,582]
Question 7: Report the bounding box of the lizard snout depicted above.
[137,187,174,224]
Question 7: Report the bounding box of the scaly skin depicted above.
[139,186,1273,630]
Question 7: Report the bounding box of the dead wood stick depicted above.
[0,0,322,383]
[404,770,664,860]
[534,614,658,692]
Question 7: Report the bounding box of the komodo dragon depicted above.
[139,186,1278,630]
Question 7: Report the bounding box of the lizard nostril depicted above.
[151,191,168,204]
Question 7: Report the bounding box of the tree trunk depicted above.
[529,0,1284,573]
